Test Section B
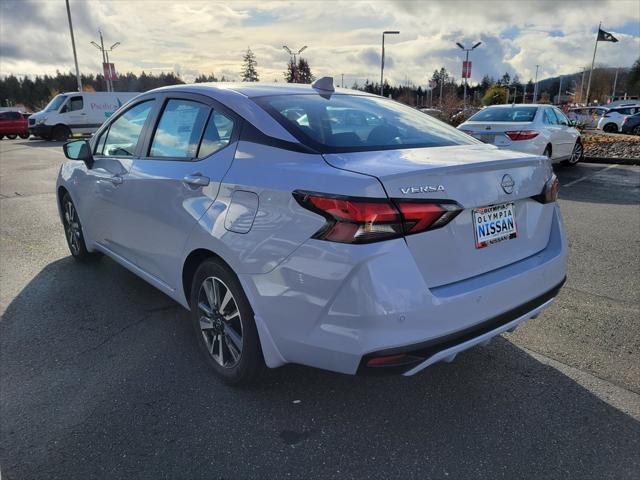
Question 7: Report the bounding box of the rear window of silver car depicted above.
[254,94,476,153]
[468,106,538,122]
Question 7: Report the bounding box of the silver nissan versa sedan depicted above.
[57,78,567,384]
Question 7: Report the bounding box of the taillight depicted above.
[533,174,560,204]
[293,191,461,244]
[505,130,539,141]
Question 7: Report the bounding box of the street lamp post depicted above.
[456,41,481,109]
[91,31,120,92]
[380,31,399,96]
[65,0,82,92]
[533,64,540,103]
[283,45,307,83]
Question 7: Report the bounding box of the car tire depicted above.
[19,133,29,139]
[52,125,70,141]
[6,134,17,140]
[563,140,583,166]
[61,192,102,262]
[0,135,4,140]
[633,125,640,136]
[189,258,263,385]
[603,123,618,133]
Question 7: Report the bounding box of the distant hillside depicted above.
[536,67,632,101]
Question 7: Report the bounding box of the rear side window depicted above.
[150,99,209,158]
[469,106,538,122]
[98,100,153,157]
[197,111,235,158]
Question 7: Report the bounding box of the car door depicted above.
[59,95,89,134]
[76,99,157,260]
[541,107,565,159]
[552,108,577,158]
[105,93,239,288]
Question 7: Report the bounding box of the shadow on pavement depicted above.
[554,163,640,206]
[1,256,639,479]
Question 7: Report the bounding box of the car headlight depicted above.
[37,118,47,125]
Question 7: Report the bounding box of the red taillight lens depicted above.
[533,175,560,204]
[294,191,461,244]
[505,130,539,141]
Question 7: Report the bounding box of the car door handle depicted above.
[110,176,123,185]
[183,173,210,187]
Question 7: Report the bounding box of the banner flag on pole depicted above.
[597,28,619,43]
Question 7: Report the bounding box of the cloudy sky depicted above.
[1,0,638,87]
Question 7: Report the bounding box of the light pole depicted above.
[65,0,82,92]
[533,64,540,103]
[282,45,307,83]
[456,41,481,109]
[91,31,120,92]
[380,31,399,96]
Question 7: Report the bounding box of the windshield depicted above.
[468,106,538,122]
[44,95,69,112]
[254,94,476,153]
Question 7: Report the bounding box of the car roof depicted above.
[150,82,375,99]
[483,104,546,108]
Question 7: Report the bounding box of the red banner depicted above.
[462,60,472,79]
[102,63,118,81]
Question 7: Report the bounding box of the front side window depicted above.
[469,106,538,123]
[150,99,209,158]
[99,100,153,157]
[197,111,235,158]
[67,96,84,112]
[254,94,475,153]
[552,108,569,125]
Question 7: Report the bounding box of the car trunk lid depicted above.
[323,144,554,288]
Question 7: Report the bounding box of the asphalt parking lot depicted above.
[1,139,639,479]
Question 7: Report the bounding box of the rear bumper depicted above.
[240,205,567,375]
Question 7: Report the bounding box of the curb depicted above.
[583,157,640,166]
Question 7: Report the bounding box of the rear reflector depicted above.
[293,191,462,244]
[505,130,539,141]
[367,354,409,366]
[533,174,560,204]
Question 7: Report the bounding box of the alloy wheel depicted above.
[197,276,243,368]
[568,142,583,164]
[63,200,81,255]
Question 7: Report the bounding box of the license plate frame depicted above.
[472,202,517,249]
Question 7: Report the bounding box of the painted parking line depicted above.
[563,164,619,187]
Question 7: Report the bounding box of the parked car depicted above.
[458,104,583,165]
[58,80,567,384]
[29,91,138,141]
[621,112,640,135]
[566,106,608,129]
[596,104,640,133]
[0,111,29,140]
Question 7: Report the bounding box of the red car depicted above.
[0,111,30,140]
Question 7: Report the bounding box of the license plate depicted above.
[472,202,517,249]
[473,133,494,143]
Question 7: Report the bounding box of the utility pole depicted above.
[533,64,540,103]
[341,73,344,88]
[579,67,586,104]
[380,31,400,96]
[523,82,527,104]
[65,0,82,92]
[456,41,482,109]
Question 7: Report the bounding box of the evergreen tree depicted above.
[241,47,259,82]
[284,57,314,84]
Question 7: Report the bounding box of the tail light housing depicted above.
[293,191,461,244]
[505,130,539,141]
[533,174,560,204]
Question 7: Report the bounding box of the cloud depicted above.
[0,0,638,88]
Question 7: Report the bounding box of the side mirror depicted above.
[63,139,93,168]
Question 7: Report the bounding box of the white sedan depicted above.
[458,104,583,165]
